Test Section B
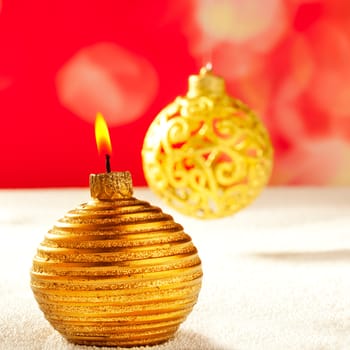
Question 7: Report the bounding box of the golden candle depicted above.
[30,114,202,347]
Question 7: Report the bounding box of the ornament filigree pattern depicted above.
[142,69,273,218]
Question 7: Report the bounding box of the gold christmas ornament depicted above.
[31,171,202,347]
[142,64,273,219]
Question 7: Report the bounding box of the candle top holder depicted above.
[89,171,133,200]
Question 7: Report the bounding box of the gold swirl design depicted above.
[31,186,202,347]
[167,117,190,144]
[142,68,273,219]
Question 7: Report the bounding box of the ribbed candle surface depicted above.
[31,176,202,347]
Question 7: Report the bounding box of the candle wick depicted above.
[105,154,111,173]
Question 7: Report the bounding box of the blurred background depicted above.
[1,0,350,188]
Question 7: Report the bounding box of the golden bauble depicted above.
[31,172,202,347]
[142,65,273,219]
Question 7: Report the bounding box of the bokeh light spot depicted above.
[56,42,159,126]
[197,0,285,43]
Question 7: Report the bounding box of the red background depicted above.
[1,0,350,188]
[0,1,194,187]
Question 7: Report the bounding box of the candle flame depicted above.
[95,112,112,155]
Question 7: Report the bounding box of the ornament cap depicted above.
[187,64,225,98]
[90,171,133,200]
